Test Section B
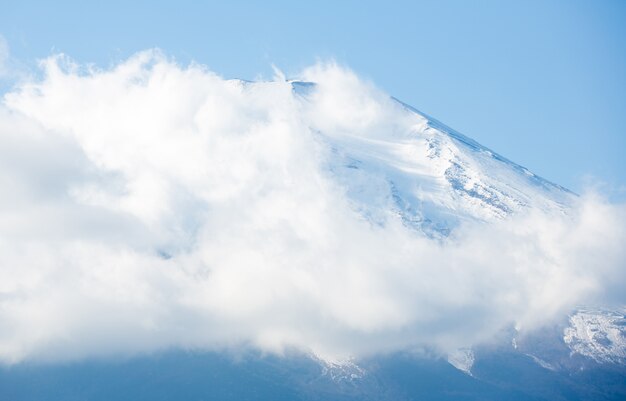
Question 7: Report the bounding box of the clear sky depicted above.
[1,0,624,196]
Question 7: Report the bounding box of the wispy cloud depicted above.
[0,50,624,364]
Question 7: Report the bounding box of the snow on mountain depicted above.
[449,307,626,376]
[564,308,626,364]
[291,80,575,238]
[447,348,475,375]
[316,356,367,383]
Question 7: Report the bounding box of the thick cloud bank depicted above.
[0,51,624,363]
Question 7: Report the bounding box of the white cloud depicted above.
[0,51,624,364]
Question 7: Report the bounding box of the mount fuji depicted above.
[1,68,624,401]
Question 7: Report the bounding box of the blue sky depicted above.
[1,0,625,195]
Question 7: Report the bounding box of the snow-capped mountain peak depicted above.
[291,80,575,237]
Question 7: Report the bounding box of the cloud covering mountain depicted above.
[0,50,624,364]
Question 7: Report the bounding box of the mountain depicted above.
[1,78,623,401]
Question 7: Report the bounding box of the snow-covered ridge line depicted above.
[391,96,576,196]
